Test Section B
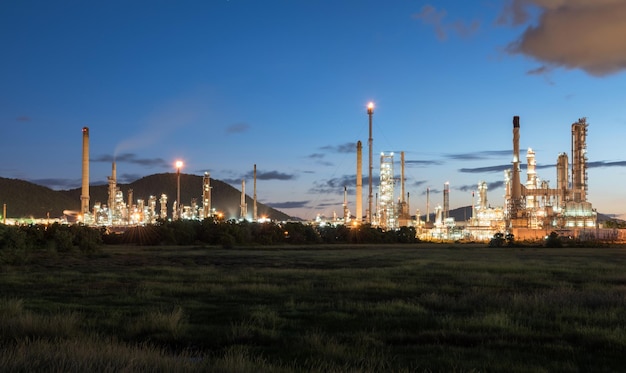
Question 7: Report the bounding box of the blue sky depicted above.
[2,1,626,220]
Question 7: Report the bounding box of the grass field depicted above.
[1,243,626,372]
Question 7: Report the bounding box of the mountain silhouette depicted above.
[0,173,294,221]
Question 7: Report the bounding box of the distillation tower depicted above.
[378,152,395,230]
[202,172,212,219]
[503,116,596,239]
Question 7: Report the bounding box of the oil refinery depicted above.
[317,110,622,242]
[15,110,620,242]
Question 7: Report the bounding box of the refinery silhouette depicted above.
[15,104,610,242]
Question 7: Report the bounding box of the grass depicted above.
[1,244,626,371]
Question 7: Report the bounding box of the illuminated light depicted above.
[175,160,183,169]
[367,102,374,114]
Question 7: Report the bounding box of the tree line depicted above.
[0,219,420,262]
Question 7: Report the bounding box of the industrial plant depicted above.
[323,107,620,242]
[5,107,620,243]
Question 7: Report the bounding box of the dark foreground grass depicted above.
[2,244,626,372]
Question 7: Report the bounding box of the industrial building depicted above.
[75,111,619,242]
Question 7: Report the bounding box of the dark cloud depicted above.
[460,159,626,174]
[503,1,626,76]
[456,181,505,192]
[588,160,626,168]
[487,181,505,190]
[459,164,511,173]
[411,180,427,188]
[118,173,143,183]
[412,4,480,41]
[319,142,356,154]
[221,178,241,186]
[307,153,325,159]
[421,188,441,195]
[16,116,31,122]
[317,161,334,167]
[405,160,444,167]
[267,201,309,209]
[309,174,374,195]
[445,150,511,161]
[92,153,169,168]
[244,170,296,181]
[225,122,250,134]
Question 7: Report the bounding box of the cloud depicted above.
[92,153,169,168]
[587,160,626,168]
[411,180,427,188]
[503,0,626,76]
[118,173,143,183]
[444,150,511,161]
[459,164,512,173]
[460,159,626,174]
[309,174,372,195]
[412,4,480,41]
[421,188,441,195]
[244,170,296,181]
[266,201,309,209]
[225,122,250,134]
[487,181,505,190]
[456,180,505,192]
[405,160,444,167]
[319,142,356,154]
[16,116,31,122]
[307,153,325,159]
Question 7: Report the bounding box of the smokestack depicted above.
[128,189,133,219]
[356,141,363,223]
[443,182,450,219]
[367,102,374,224]
[108,161,117,216]
[343,186,349,222]
[240,179,247,220]
[80,127,90,215]
[253,164,257,221]
[401,151,406,203]
[426,187,430,223]
[557,153,568,209]
[511,116,522,202]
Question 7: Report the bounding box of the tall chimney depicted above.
[367,102,374,224]
[443,182,450,220]
[80,127,90,215]
[253,164,258,221]
[510,116,522,219]
[356,141,363,223]
[426,187,430,223]
[343,186,349,222]
[401,151,406,203]
[108,161,117,215]
[240,179,247,220]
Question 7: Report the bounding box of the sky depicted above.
[2,0,626,220]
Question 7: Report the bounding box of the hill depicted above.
[0,177,77,219]
[1,174,294,221]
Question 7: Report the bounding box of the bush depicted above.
[545,231,562,248]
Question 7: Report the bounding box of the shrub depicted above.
[545,231,562,248]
